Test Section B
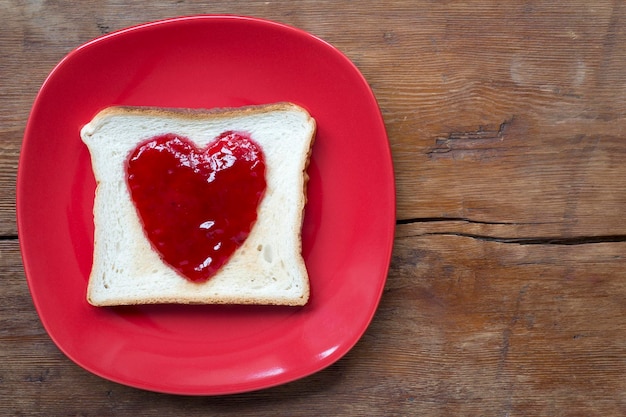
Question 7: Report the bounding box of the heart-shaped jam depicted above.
[126,131,266,282]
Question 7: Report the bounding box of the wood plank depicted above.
[385,226,626,414]
[375,2,626,237]
[6,1,626,238]
[5,229,626,414]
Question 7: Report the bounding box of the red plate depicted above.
[17,15,395,395]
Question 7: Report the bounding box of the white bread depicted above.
[80,103,315,306]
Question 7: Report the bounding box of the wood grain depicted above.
[4,0,626,415]
[5,231,626,415]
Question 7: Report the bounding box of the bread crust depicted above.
[85,102,312,129]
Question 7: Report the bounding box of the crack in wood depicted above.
[416,232,626,246]
[427,117,514,156]
[0,235,18,241]
[397,218,626,245]
[396,217,554,226]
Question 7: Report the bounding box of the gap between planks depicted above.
[396,217,626,245]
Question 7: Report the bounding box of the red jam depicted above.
[126,131,266,282]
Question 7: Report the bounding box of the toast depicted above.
[80,103,315,306]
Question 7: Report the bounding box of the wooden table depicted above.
[4,1,626,415]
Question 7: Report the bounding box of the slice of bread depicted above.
[80,103,315,306]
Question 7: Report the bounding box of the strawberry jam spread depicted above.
[126,131,266,282]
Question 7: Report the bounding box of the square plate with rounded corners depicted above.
[17,15,395,395]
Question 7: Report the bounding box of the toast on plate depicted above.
[80,103,315,306]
